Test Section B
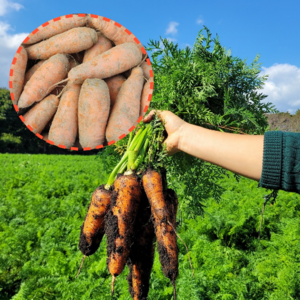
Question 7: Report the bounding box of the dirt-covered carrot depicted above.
[78,78,110,149]
[24,60,44,85]
[76,185,112,278]
[68,42,142,84]
[106,66,143,142]
[140,79,153,117]
[104,74,126,109]
[79,186,111,256]
[83,32,113,63]
[23,94,59,134]
[26,27,97,60]
[127,188,155,300]
[18,53,69,109]
[10,46,27,105]
[142,169,178,294]
[105,173,142,294]
[24,14,88,45]
[48,82,81,148]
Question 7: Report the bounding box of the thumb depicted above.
[162,133,179,156]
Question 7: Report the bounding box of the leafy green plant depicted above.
[1,154,300,299]
[142,27,279,216]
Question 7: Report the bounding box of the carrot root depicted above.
[75,255,86,279]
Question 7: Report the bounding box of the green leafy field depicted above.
[1,154,300,300]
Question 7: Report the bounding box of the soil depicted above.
[154,189,179,283]
[126,186,155,299]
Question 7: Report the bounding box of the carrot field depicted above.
[1,153,300,300]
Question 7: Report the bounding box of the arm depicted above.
[144,110,264,181]
[178,123,264,181]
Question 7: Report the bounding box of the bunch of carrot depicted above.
[10,14,153,150]
[77,122,183,299]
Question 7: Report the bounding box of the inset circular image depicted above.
[9,14,154,151]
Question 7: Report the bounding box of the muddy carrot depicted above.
[79,186,111,256]
[142,169,178,296]
[127,188,155,300]
[105,173,142,295]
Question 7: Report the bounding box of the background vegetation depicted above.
[1,154,300,300]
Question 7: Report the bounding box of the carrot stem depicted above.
[106,127,146,187]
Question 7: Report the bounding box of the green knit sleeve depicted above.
[258,131,300,194]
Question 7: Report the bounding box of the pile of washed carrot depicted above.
[10,14,153,149]
[77,125,181,299]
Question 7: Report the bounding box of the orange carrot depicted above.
[83,32,113,63]
[139,79,153,117]
[50,57,78,96]
[24,60,44,85]
[10,46,27,105]
[105,174,142,294]
[87,16,144,55]
[24,14,88,45]
[79,186,111,256]
[18,54,69,109]
[78,78,110,149]
[48,82,81,148]
[142,169,178,293]
[23,94,59,134]
[127,189,155,300]
[26,27,97,60]
[104,74,126,109]
[140,61,152,80]
[106,66,143,142]
[68,42,142,84]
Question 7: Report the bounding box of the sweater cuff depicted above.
[258,131,283,190]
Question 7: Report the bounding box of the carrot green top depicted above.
[259,131,300,194]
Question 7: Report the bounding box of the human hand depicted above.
[143,110,187,155]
